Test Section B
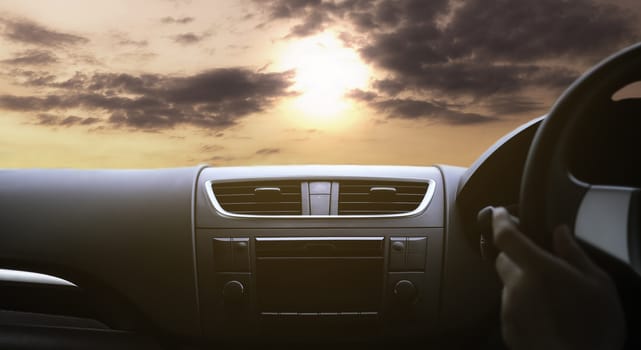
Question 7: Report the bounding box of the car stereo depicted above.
[196,232,437,337]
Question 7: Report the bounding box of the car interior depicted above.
[1,29,641,350]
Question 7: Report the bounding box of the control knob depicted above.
[393,279,417,303]
[222,280,245,304]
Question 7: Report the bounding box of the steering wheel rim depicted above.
[519,42,641,274]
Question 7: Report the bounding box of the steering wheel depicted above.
[519,42,641,276]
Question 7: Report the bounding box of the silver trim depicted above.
[205,178,436,219]
[254,187,281,193]
[369,187,397,194]
[575,185,636,264]
[190,164,208,332]
[256,237,384,241]
[0,268,78,287]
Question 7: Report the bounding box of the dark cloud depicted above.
[445,0,636,62]
[0,17,89,46]
[484,96,547,116]
[171,32,209,45]
[253,0,640,121]
[34,113,58,125]
[375,98,494,125]
[1,68,295,130]
[160,16,195,24]
[255,147,281,155]
[1,50,58,65]
[255,0,446,37]
[287,11,327,37]
[33,113,99,127]
[346,89,377,102]
[372,63,579,98]
[348,89,497,124]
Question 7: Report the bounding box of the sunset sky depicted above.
[1,0,640,168]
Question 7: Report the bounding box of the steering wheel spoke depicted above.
[520,42,641,279]
[575,186,641,274]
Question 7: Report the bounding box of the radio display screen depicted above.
[254,237,385,313]
[256,257,383,313]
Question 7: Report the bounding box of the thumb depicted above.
[553,225,598,274]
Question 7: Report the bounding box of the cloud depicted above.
[444,0,636,62]
[374,98,494,124]
[346,89,377,102]
[171,32,209,45]
[255,147,281,155]
[287,11,327,37]
[371,63,579,98]
[1,68,295,130]
[206,155,237,163]
[201,144,225,152]
[117,39,148,47]
[1,50,58,65]
[254,0,447,37]
[252,0,640,121]
[358,0,636,95]
[110,32,149,47]
[0,17,88,46]
[348,89,497,124]
[160,16,195,24]
[484,96,547,116]
[34,113,99,127]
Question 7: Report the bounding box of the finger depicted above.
[553,225,599,274]
[492,207,551,271]
[495,252,522,286]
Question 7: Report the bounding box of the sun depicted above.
[279,32,370,120]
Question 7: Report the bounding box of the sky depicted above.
[1,0,640,168]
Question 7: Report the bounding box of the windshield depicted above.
[1,0,639,168]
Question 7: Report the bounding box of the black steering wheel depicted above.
[520,43,641,276]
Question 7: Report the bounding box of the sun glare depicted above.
[279,32,370,120]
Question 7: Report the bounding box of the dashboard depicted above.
[0,119,542,348]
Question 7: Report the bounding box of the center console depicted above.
[196,228,442,338]
[194,166,445,338]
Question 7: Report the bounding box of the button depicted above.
[232,238,250,271]
[213,238,233,272]
[389,237,406,271]
[310,194,330,215]
[213,237,250,272]
[406,237,427,270]
[309,182,331,194]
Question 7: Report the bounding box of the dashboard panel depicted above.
[0,120,546,347]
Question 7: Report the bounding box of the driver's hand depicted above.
[492,207,626,350]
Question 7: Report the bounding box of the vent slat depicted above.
[338,180,428,216]
[213,181,302,216]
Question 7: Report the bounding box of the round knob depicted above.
[391,241,405,252]
[393,280,417,303]
[222,280,245,301]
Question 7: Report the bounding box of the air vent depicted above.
[338,180,429,215]
[212,181,302,216]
